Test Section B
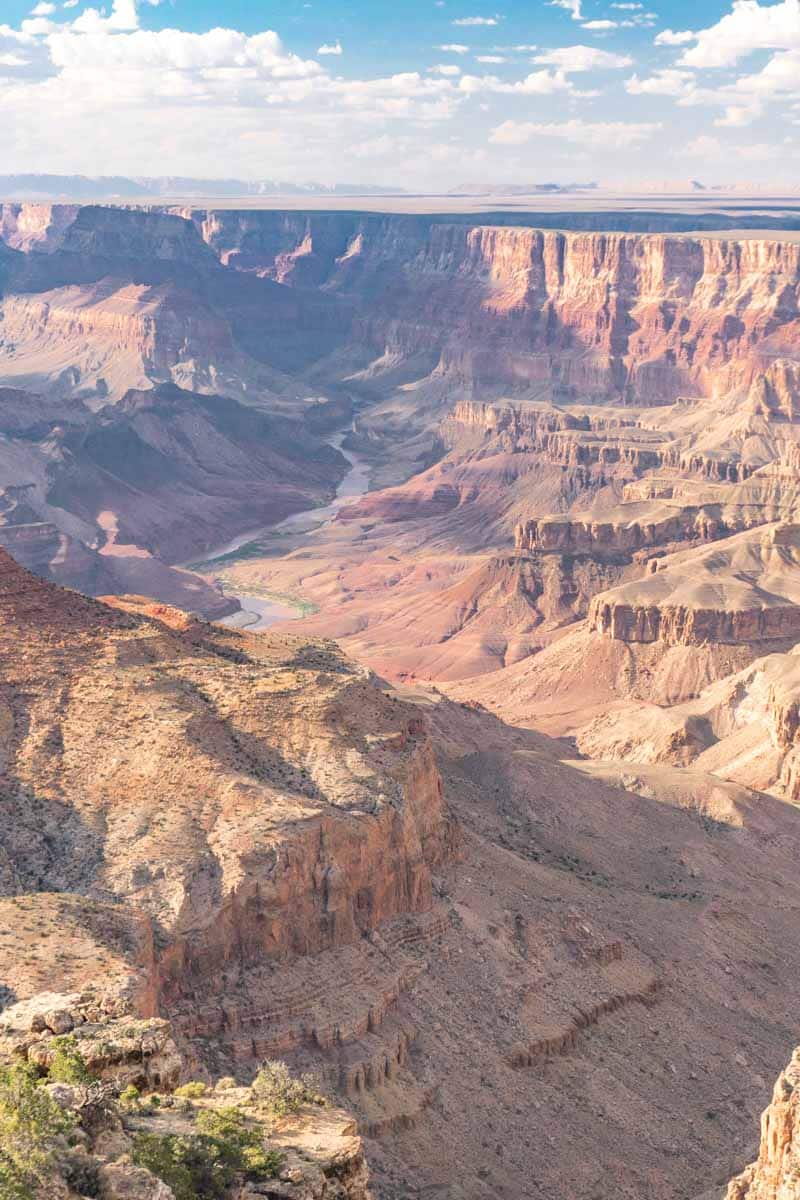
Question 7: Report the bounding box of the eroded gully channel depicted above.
[190,430,370,631]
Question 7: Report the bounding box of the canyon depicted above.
[2,199,800,1199]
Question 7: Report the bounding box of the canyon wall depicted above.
[2,204,799,412]
[183,212,800,407]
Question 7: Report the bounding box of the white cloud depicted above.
[684,134,723,156]
[71,0,139,32]
[0,0,789,189]
[611,2,643,7]
[62,0,79,6]
[490,117,660,146]
[452,16,499,25]
[654,28,695,45]
[625,68,695,95]
[30,2,56,14]
[317,41,342,55]
[661,43,800,126]
[549,0,583,18]
[582,20,618,30]
[684,132,791,161]
[459,68,595,96]
[533,44,633,71]
[678,0,800,69]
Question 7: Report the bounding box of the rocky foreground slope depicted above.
[1,550,800,1198]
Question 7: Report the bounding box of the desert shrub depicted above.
[0,1060,75,1200]
[214,1076,236,1093]
[119,1084,141,1109]
[174,1080,207,1099]
[47,1035,95,1086]
[195,1108,283,1178]
[132,1133,214,1200]
[132,1110,282,1200]
[251,1060,321,1118]
[62,1152,101,1198]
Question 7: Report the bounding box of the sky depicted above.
[1,0,799,188]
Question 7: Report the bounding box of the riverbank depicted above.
[189,431,371,631]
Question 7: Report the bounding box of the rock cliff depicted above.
[588,524,800,647]
[3,205,800,414]
[726,1048,800,1200]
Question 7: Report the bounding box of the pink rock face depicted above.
[184,215,800,404]
[4,205,800,409]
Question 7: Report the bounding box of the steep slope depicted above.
[3,203,800,654]
[2,553,800,1199]
[4,205,800,415]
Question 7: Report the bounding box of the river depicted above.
[193,431,370,631]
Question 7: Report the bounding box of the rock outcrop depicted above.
[726,1047,800,1200]
[588,524,800,647]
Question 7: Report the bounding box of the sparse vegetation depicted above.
[47,1035,96,1086]
[119,1083,141,1109]
[132,1107,283,1199]
[196,1107,284,1177]
[0,1060,75,1200]
[251,1060,322,1118]
[175,1080,208,1099]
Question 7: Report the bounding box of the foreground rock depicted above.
[0,994,371,1200]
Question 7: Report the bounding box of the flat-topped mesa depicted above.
[726,1047,800,1200]
[516,506,728,559]
[588,523,800,647]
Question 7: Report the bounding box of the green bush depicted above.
[174,1081,207,1099]
[251,1060,320,1118]
[119,1084,141,1110]
[133,1109,282,1199]
[195,1108,283,1178]
[132,1133,216,1200]
[47,1036,95,1086]
[0,1060,75,1200]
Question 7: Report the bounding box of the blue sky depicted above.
[1,0,799,186]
